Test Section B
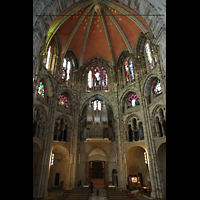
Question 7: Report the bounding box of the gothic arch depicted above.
[86,147,108,162]
[125,114,142,128]
[79,94,114,117]
[38,74,55,98]
[142,74,163,98]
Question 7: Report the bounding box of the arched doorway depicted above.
[48,146,70,190]
[157,142,166,198]
[126,146,149,190]
[87,148,107,186]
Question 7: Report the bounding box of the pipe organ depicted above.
[86,100,108,138]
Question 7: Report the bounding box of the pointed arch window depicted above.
[87,66,108,91]
[145,41,158,70]
[38,81,45,98]
[45,45,52,70]
[62,57,72,85]
[153,79,162,97]
[124,57,135,85]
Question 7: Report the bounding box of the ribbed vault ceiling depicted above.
[46,0,151,67]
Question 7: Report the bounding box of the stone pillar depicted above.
[33,98,57,198]
[141,97,163,198]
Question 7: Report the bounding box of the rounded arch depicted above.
[125,114,142,129]
[49,145,70,190]
[152,104,166,120]
[38,75,55,98]
[143,74,163,98]
[55,114,72,129]
[52,145,70,156]
[126,145,149,187]
[87,147,108,162]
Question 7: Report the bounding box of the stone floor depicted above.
[89,186,107,200]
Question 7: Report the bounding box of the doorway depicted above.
[88,161,106,186]
[54,173,60,186]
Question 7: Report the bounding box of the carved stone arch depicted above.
[116,50,130,68]
[33,104,48,120]
[55,114,72,130]
[81,56,112,74]
[79,94,114,118]
[86,146,108,161]
[125,114,141,129]
[142,74,163,98]
[38,74,56,98]
[152,104,166,121]
[62,49,80,70]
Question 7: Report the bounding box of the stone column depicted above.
[141,97,163,198]
[33,98,57,198]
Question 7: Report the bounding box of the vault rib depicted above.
[80,6,95,66]
[102,5,133,54]
[62,4,94,60]
[100,8,115,66]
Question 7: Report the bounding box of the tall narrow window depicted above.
[38,81,45,98]
[124,60,130,84]
[145,42,153,70]
[153,79,162,97]
[93,100,102,110]
[102,69,108,90]
[88,69,93,90]
[129,59,134,82]
[87,66,108,91]
[94,66,101,90]
[45,45,51,70]
[62,57,72,85]
[124,57,135,85]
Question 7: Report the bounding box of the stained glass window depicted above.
[124,60,130,84]
[62,57,72,85]
[45,45,51,70]
[127,93,139,108]
[87,66,108,90]
[88,69,93,90]
[129,59,134,82]
[94,66,101,90]
[153,79,162,97]
[102,69,108,90]
[145,42,153,70]
[58,95,69,107]
[93,100,102,110]
[38,82,45,98]
[124,57,135,85]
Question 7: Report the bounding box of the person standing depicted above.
[89,181,93,193]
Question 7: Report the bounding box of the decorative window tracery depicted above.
[62,57,72,85]
[124,57,135,85]
[58,95,69,108]
[87,66,108,90]
[153,79,162,97]
[38,81,45,98]
[126,93,139,108]
[45,45,52,70]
